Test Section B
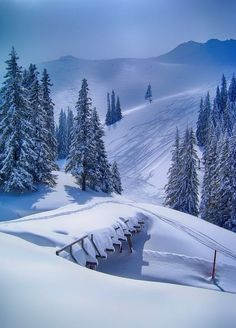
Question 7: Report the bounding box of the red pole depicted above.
[211,250,217,279]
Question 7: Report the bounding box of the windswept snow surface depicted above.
[1,196,236,294]
[1,232,236,328]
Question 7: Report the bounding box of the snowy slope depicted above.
[1,232,236,328]
[1,196,236,293]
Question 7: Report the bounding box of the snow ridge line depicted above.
[0,199,123,225]
[125,203,236,261]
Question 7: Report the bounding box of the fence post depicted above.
[211,250,217,279]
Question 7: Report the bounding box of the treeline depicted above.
[0,48,57,191]
[0,48,122,195]
[105,90,122,126]
[65,79,122,194]
[197,74,236,232]
[165,74,236,233]
[164,127,199,217]
[56,108,74,159]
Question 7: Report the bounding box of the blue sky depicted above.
[0,0,236,65]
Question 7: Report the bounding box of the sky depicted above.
[1,0,236,66]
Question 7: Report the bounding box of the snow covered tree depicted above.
[57,109,68,159]
[200,119,220,224]
[65,79,96,191]
[91,108,113,192]
[111,90,116,123]
[176,127,199,216]
[111,161,122,194]
[28,70,56,186]
[229,74,236,103]
[115,96,122,122]
[196,93,211,147]
[164,128,181,209]
[41,69,57,165]
[105,92,112,126]
[105,91,123,125]
[66,107,74,156]
[145,84,152,103]
[0,48,36,191]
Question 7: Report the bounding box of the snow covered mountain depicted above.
[39,39,236,117]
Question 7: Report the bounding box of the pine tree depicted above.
[28,70,55,186]
[0,48,36,191]
[196,98,204,146]
[65,79,96,191]
[66,107,74,156]
[115,96,122,122]
[227,127,236,232]
[145,84,152,103]
[105,92,112,126]
[228,74,236,103]
[41,69,57,166]
[111,90,116,124]
[91,108,113,192]
[164,128,181,209]
[215,136,231,227]
[200,121,220,223]
[177,128,199,216]
[111,161,123,194]
[57,109,67,159]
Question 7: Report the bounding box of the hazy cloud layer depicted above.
[0,0,236,66]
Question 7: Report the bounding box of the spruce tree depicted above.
[0,48,36,191]
[91,108,113,192]
[229,74,236,103]
[111,161,123,194]
[41,69,57,166]
[66,107,74,156]
[115,96,122,122]
[164,128,181,209]
[57,109,67,159]
[200,120,220,223]
[65,79,96,191]
[145,84,152,103]
[177,128,199,216]
[28,71,55,186]
[105,92,112,126]
[111,90,116,124]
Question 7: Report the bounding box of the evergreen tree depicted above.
[145,84,152,103]
[228,73,236,103]
[41,69,57,165]
[28,70,55,185]
[200,119,220,224]
[164,128,181,209]
[196,98,204,146]
[65,79,96,191]
[91,108,113,192]
[111,161,123,194]
[227,127,236,232]
[177,128,199,216]
[220,74,228,113]
[57,109,67,159]
[215,136,231,227]
[0,48,36,191]
[111,90,116,123]
[66,107,74,156]
[105,92,112,126]
[115,96,122,122]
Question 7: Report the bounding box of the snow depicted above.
[1,197,236,328]
[1,194,236,294]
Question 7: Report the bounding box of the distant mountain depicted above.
[38,39,236,117]
[156,39,236,65]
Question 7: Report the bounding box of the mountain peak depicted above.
[156,39,236,65]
